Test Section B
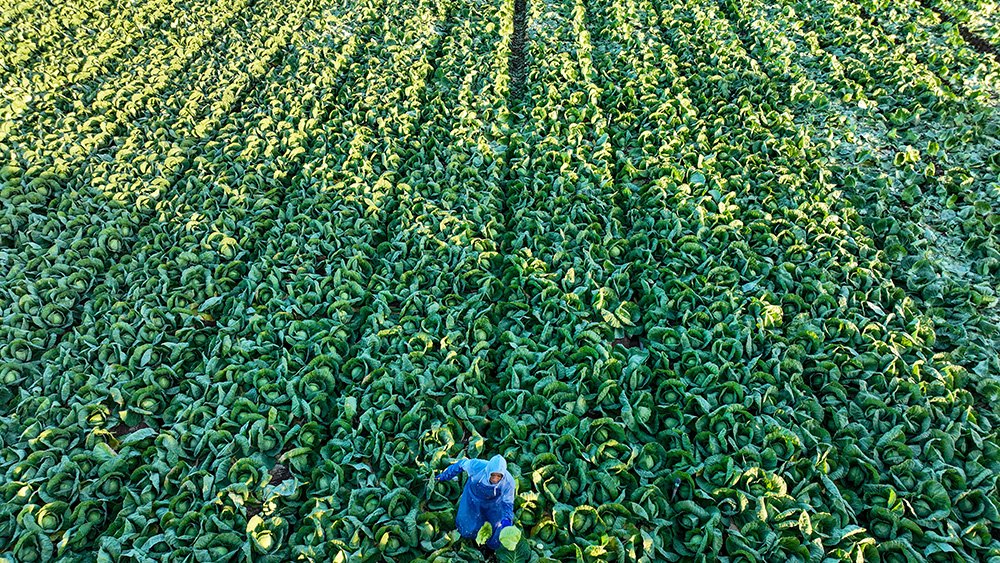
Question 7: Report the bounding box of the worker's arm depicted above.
[436,459,469,481]
[499,477,515,522]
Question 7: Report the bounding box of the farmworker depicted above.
[436,454,515,561]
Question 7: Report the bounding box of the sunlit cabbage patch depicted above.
[2,0,1000,561]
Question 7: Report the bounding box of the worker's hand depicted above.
[499,518,512,528]
[436,461,464,482]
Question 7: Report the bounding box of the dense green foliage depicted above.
[1,0,999,561]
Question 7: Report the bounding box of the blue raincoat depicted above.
[437,454,515,550]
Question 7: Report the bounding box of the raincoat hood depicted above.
[485,454,507,477]
[472,454,508,499]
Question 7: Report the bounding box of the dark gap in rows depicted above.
[918,0,1000,63]
[507,0,528,104]
[493,0,529,264]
